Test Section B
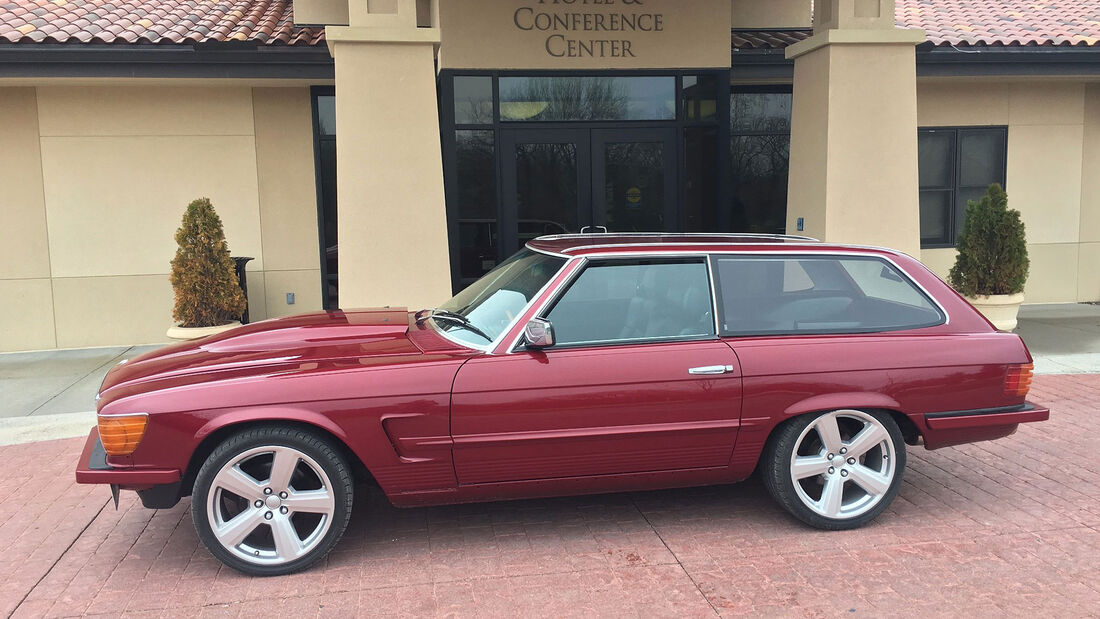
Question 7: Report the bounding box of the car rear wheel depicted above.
[763,409,905,530]
[191,425,354,575]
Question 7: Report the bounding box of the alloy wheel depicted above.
[206,445,336,566]
[788,410,897,520]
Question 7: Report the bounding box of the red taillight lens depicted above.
[1004,363,1033,397]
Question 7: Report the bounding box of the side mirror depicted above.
[523,318,555,349]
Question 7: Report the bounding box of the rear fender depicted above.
[782,392,903,418]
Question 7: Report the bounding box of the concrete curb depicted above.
[0,411,95,446]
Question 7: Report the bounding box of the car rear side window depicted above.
[545,259,715,346]
[713,255,945,336]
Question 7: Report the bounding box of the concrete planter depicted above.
[966,293,1025,331]
[166,321,241,341]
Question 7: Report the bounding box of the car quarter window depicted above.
[713,255,945,336]
[544,259,715,346]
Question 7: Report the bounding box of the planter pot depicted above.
[166,321,242,341]
[966,293,1025,331]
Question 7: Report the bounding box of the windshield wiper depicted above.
[416,309,493,342]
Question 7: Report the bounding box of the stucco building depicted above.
[1,0,1098,352]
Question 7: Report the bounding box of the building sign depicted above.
[439,0,731,70]
[512,1,664,59]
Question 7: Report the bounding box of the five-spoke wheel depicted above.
[192,426,353,575]
[763,409,906,529]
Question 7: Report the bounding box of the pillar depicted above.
[785,0,925,256]
[326,0,452,310]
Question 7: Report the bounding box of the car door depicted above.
[450,257,743,484]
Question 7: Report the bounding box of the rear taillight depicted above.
[1004,363,1033,397]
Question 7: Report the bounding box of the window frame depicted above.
[532,255,720,350]
[310,85,338,310]
[918,125,1008,249]
[710,253,948,338]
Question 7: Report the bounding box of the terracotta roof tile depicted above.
[897,0,1100,47]
[0,0,324,45]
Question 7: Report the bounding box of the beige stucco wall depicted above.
[731,0,811,28]
[0,85,321,352]
[917,79,1099,303]
[438,0,732,70]
[787,40,923,257]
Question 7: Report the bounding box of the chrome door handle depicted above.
[688,365,734,375]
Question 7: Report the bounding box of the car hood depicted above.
[97,308,419,410]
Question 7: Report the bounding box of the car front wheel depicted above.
[763,409,906,530]
[191,425,354,575]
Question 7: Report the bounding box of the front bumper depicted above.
[75,428,184,508]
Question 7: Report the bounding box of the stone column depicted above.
[326,0,452,310]
[785,0,925,256]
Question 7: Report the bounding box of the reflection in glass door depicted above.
[593,129,676,233]
[500,130,591,259]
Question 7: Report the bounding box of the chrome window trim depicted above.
[708,251,951,334]
[535,232,820,243]
[505,254,719,354]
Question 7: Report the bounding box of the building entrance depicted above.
[498,127,677,256]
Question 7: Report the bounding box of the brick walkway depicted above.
[2,374,1098,618]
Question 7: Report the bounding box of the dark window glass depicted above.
[498,76,675,122]
[918,127,1007,247]
[546,260,714,345]
[713,256,944,336]
[722,90,793,235]
[602,141,667,231]
[454,76,494,125]
[515,141,579,234]
[455,130,498,283]
[316,95,336,136]
[683,127,720,231]
[728,134,790,234]
[313,91,338,310]
[683,75,719,121]
[730,93,791,133]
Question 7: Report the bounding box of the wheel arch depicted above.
[772,397,923,449]
[180,415,376,497]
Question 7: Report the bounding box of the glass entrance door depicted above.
[592,129,677,233]
[498,127,678,262]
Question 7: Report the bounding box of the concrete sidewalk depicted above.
[0,303,1097,445]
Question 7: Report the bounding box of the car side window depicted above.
[544,259,715,346]
[713,255,945,336]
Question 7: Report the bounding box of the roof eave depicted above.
[0,44,334,80]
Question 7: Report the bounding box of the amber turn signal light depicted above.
[97,413,149,457]
[1004,363,1034,398]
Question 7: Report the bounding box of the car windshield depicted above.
[433,248,567,347]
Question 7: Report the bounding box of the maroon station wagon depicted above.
[76,233,1049,575]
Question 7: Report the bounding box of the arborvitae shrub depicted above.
[169,198,247,327]
[948,183,1029,297]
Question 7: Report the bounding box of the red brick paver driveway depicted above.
[2,375,1098,617]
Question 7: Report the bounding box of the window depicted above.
[311,88,338,310]
[498,76,676,121]
[918,127,1007,247]
[545,259,714,346]
[713,256,945,336]
[686,88,791,234]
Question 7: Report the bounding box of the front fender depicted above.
[192,405,353,445]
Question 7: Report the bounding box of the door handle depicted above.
[688,365,734,375]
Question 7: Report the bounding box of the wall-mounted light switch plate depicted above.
[286,293,295,305]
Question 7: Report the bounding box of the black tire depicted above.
[191,425,354,576]
[762,409,906,530]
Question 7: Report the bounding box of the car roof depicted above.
[526,233,904,258]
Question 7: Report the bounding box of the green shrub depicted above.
[169,198,247,327]
[948,183,1029,297]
